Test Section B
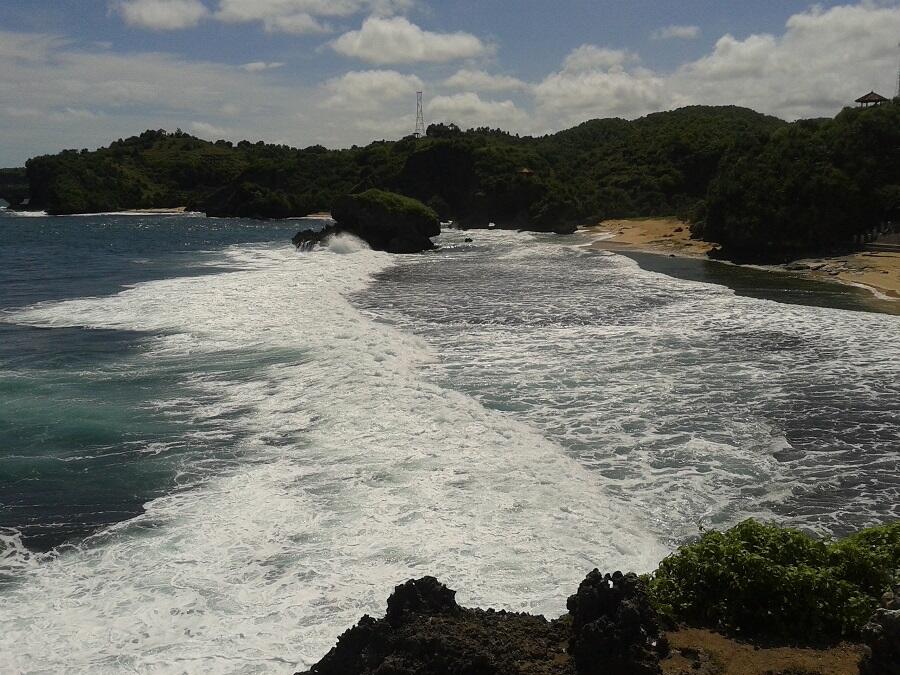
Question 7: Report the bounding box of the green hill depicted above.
[4,103,898,262]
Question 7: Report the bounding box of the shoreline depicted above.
[584,218,900,309]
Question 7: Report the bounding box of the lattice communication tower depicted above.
[414,92,426,138]
[896,42,900,98]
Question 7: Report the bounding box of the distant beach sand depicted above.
[584,218,900,304]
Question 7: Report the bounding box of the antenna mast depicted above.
[414,91,426,138]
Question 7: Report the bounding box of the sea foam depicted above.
[1,241,665,673]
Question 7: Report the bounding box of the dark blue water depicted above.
[0,212,301,551]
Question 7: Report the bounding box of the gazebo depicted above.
[855,91,888,108]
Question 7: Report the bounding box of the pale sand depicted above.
[797,251,900,301]
[585,218,714,258]
[584,218,900,303]
[123,207,188,214]
[663,628,863,675]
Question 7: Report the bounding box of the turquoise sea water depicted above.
[0,212,303,551]
[0,212,898,672]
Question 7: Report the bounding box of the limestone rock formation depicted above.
[331,190,440,254]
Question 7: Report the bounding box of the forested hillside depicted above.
[697,103,900,261]
[5,102,898,261]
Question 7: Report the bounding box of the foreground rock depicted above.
[859,609,900,675]
[298,571,664,675]
[294,189,440,254]
[567,571,666,674]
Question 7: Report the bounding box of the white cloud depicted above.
[562,45,638,72]
[0,29,301,162]
[428,93,528,129]
[3,2,900,166]
[670,3,900,119]
[531,3,900,131]
[444,69,529,92]
[265,13,328,34]
[534,65,665,127]
[322,69,423,109]
[213,0,412,34]
[331,16,491,64]
[116,0,210,30]
[190,120,231,138]
[241,61,286,72]
[651,25,701,40]
[0,32,70,62]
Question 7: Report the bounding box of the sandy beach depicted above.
[122,207,189,214]
[585,218,900,304]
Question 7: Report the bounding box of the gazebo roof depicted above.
[855,91,888,104]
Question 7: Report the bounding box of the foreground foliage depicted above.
[650,519,900,643]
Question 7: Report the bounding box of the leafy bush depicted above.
[650,519,900,643]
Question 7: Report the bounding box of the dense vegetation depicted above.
[649,519,900,644]
[4,102,898,260]
[696,103,900,261]
[10,106,785,228]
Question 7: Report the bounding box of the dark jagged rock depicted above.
[292,227,337,251]
[566,570,665,675]
[385,577,460,626]
[859,609,900,675]
[331,190,440,254]
[298,577,573,675]
[298,572,671,675]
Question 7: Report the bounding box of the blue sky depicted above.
[1,1,898,165]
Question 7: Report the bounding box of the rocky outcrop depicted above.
[298,572,665,675]
[331,190,441,254]
[567,570,666,675]
[292,227,335,251]
[859,608,900,675]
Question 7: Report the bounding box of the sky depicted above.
[0,0,898,166]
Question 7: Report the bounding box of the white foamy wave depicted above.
[361,231,900,542]
[0,529,46,574]
[2,242,664,673]
[69,210,206,217]
[322,232,370,254]
[2,209,49,217]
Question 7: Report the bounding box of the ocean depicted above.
[1,211,898,673]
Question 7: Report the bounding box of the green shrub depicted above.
[650,519,900,643]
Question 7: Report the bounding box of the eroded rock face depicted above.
[859,609,900,675]
[385,576,459,627]
[298,572,670,675]
[566,570,665,675]
[298,577,572,675]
